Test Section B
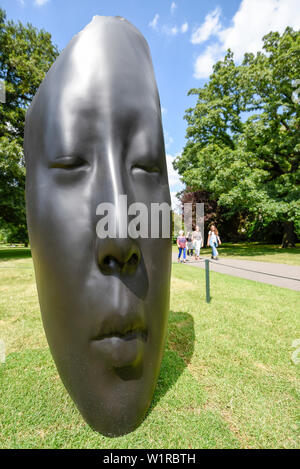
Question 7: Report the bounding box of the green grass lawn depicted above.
[173,242,300,265]
[0,249,299,448]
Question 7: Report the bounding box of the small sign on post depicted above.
[0,80,6,103]
[0,339,6,364]
[205,259,210,303]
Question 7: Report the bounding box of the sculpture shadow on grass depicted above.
[149,310,195,412]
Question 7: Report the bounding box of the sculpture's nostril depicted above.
[102,255,118,273]
[128,253,139,267]
[100,252,140,275]
[124,253,139,274]
[103,255,112,267]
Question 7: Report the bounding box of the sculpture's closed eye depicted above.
[131,164,161,175]
[50,156,89,170]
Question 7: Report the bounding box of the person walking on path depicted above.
[177,230,187,263]
[207,224,221,260]
[186,232,194,258]
[192,225,203,260]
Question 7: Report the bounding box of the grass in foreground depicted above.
[173,242,300,265]
[0,250,299,448]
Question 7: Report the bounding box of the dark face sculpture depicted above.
[24,17,171,436]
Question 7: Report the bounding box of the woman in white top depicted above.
[192,225,203,260]
[207,224,221,260]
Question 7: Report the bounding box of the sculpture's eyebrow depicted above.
[43,98,163,164]
[128,123,164,159]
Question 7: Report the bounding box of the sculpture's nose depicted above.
[97,238,141,275]
[95,141,141,275]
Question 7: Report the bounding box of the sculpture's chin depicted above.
[86,411,147,437]
[74,381,153,437]
[48,338,159,437]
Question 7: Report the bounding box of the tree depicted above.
[0,8,59,244]
[174,28,300,247]
[179,188,244,242]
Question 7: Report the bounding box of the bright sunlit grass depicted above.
[0,248,299,448]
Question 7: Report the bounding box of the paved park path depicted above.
[172,252,300,291]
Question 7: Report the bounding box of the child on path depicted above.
[186,232,194,257]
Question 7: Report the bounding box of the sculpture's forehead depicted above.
[55,18,158,108]
[40,78,161,159]
[27,16,161,157]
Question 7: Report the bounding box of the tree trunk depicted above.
[281,221,296,248]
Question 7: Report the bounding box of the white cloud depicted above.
[192,0,300,79]
[191,7,221,44]
[194,44,223,79]
[161,22,189,36]
[149,13,159,30]
[181,22,189,33]
[164,131,174,149]
[219,0,300,62]
[34,0,50,5]
[166,153,184,189]
[18,0,25,6]
[170,191,182,212]
[166,153,185,211]
[162,25,179,36]
[171,2,177,15]
[161,106,167,115]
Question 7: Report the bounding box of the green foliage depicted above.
[175,28,300,246]
[0,137,26,243]
[0,8,59,243]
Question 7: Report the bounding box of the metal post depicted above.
[205,259,210,303]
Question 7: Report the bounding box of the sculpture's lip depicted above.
[90,326,147,368]
[91,327,148,342]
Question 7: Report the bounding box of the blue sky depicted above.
[1,0,299,208]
